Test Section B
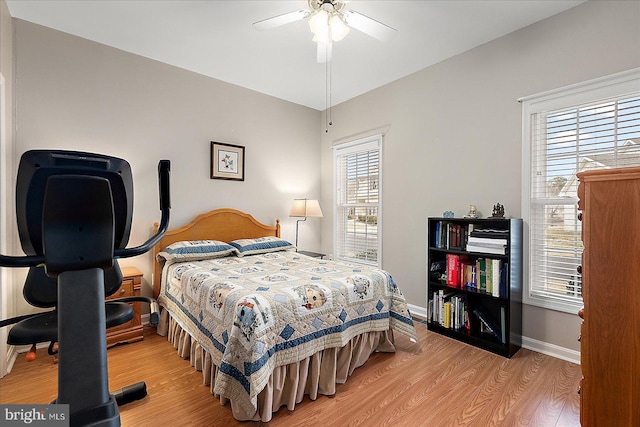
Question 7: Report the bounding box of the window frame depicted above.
[332,134,383,267]
[521,68,640,313]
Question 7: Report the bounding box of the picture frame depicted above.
[210,141,245,181]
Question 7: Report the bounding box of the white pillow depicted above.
[228,237,295,257]
[156,240,237,262]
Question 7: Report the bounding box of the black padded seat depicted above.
[104,303,134,329]
[5,263,131,347]
[23,265,125,308]
[6,303,134,346]
[7,311,57,346]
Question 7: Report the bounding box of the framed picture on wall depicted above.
[210,141,245,181]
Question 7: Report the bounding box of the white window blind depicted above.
[333,135,382,266]
[522,69,640,313]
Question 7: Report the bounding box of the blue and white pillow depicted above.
[229,236,295,257]
[157,240,237,262]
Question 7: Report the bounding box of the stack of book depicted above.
[429,289,469,330]
[446,253,467,288]
[466,228,508,255]
[434,221,467,250]
[473,258,506,298]
[446,253,508,297]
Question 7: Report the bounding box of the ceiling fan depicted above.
[253,0,397,63]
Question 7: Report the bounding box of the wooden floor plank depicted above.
[0,324,581,426]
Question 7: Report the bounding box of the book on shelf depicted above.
[434,221,443,248]
[462,262,475,290]
[500,306,506,344]
[458,258,507,298]
[435,221,453,249]
[449,224,465,250]
[467,236,508,246]
[476,258,486,293]
[472,308,503,343]
[491,259,502,298]
[465,228,508,255]
[469,228,509,239]
[486,259,493,295]
[446,253,468,288]
[466,244,506,255]
[437,289,456,325]
[434,221,470,250]
[430,289,450,326]
[430,289,468,330]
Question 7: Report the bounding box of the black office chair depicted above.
[2,264,133,362]
[0,150,171,427]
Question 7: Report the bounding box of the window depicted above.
[333,135,382,266]
[521,69,640,313]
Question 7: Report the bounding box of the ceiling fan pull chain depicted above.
[325,41,333,133]
[328,55,333,128]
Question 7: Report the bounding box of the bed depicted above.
[152,208,418,422]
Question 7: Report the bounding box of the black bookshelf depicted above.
[427,217,522,358]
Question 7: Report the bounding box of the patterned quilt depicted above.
[158,249,418,411]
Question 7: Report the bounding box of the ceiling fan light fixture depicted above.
[320,1,335,13]
[329,15,349,41]
[309,9,329,37]
[310,10,349,44]
[312,32,330,44]
[254,0,397,46]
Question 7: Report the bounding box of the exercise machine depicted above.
[0,150,170,426]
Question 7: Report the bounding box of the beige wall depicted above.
[319,0,640,355]
[6,0,640,357]
[11,20,322,309]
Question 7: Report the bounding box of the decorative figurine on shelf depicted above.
[443,210,455,218]
[464,204,478,218]
[491,203,505,218]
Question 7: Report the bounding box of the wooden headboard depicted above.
[152,208,280,299]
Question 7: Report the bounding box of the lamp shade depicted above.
[330,15,350,41]
[309,10,329,43]
[289,199,323,218]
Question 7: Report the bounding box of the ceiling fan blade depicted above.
[317,41,333,63]
[343,10,397,42]
[253,9,308,31]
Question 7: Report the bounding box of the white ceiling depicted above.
[6,0,586,111]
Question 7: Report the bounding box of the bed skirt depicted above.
[157,309,397,422]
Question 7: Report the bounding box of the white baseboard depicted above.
[407,303,427,320]
[521,336,580,365]
[406,304,580,364]
[5,345,18,375]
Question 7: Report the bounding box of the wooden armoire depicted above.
[577,166,640,426]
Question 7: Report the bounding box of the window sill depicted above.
[523,293,583,315]
[336,257,379,268]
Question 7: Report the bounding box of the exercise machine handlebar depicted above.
[0,159,171,269]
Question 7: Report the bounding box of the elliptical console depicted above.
[0,150,171,426]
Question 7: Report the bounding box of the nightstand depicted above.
[106,266,144,347]
[297,250,326,259]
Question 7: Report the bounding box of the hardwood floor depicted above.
[0,324,581,426]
